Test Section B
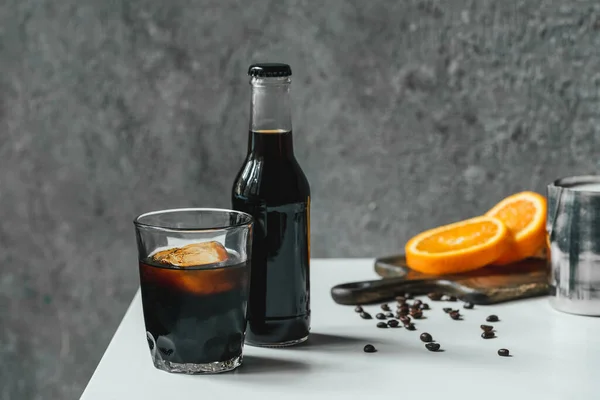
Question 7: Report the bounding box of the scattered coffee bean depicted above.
[354,305,364,313]
[449,311,461,320]
[481,331,495,339]
[443,307,453,313]
[376,313,386,320]
[399,315,411,324]
[413,299,423,307]
[480,325,493,332]
[425,342,441,352]
[420,333,433,343]
[381,304,390,311]
[404,292,414,299]
[427,292,443,301]
[360,312,372,320]
[463,302,474,310]
[377,322,388,328]
[411,309,424,319]
[404,323,416,331]
[387,319,400,328]
[498,348,510,357]
[398,304,410,313]
[395,296,406,304]
[363,344,376,353]
[420,303,430,310]
[443,295,457,302]
[486,315,499,322]
[385,312,394,318]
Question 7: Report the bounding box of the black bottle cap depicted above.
[248,63,292,77]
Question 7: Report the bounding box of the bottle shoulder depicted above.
[232,156,310,203]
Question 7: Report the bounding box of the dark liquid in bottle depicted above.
[139,252,249,364]
[232,130,311,346]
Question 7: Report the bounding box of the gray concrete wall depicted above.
[1,0,598,398]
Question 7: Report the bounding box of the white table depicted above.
[81,259,599,400]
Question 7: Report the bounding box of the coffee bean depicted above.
[425,342,441,352]
[395,296,406,304]
[377,322,388,328]
[427,292,443,301]
[385,312,394,318]
[411,309,424,319]
[405,292,414,299]
[486,315,499,322]
[399,315,411,324]
[481,331,495,339]
[381,304,391,311]
[363,344,376,353]
[480,325,493,332]
[404,323,416,331]
[354,306,364,313]
[498,348,510,357]
[376,313,386,320]
[463,302,474,310]
[420,303,430,310]
[360,312,372,320]
[398,304,410,312]
[450,311,461,320]
[420,333,433,343]
[443,307,453,313]
[443,295,457,302]
[413,299,423,307]
[387,319,400,328]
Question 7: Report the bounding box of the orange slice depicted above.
[485,191,547,265]
[405,216,510,275]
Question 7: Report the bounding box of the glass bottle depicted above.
[232,63,311,347]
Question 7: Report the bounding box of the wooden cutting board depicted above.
[330,254,550,305]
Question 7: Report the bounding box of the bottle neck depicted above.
[249,76,292,132]
[248,76,294,157]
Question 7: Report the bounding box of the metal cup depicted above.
[548,175,600,316]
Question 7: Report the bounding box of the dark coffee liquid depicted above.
[232,130,310,345]
[139,252,249,364]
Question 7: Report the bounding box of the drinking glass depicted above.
[548,176,600,316]
[134,208,253,374]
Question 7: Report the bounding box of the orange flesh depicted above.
[484,191,547,265]
[405,216,509,275]
[492,199,536,234]
[416,221,500,253]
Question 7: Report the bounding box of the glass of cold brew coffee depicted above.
[133,208,253,374]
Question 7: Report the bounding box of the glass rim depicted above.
[551,175,600,192]
[133,207,253,233]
